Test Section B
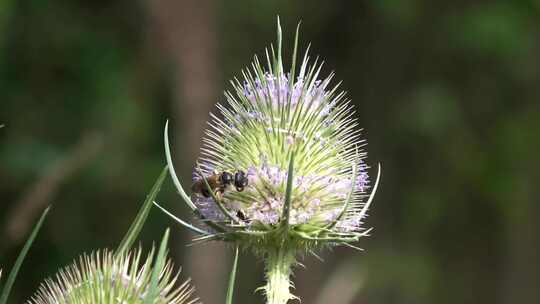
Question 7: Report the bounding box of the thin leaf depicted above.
[286,22,301,126]
[280,151,295,230]
[225,246,239,304]
[164,121,228,233]
[144,229,170,304]
[153,201,209,236]
[0,206,50,304]
[191,233,227,244]
[298,235,358,242]
[164,120,197,211]
[276,16,283,74]
[117,166,168,256]
[289,22,301,87]
[357,163,381,221]
[340,242,364,252]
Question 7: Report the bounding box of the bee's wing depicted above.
[192,170,202,183]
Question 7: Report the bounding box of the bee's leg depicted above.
[202,188,211,198]
[214,187,225,201]
[237,210,248,222]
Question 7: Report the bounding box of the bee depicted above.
[191,170,249,198]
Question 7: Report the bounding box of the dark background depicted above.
[1,1,539,303]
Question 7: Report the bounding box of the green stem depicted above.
[264,245,296,304]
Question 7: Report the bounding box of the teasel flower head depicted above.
[160,19,380,304]
[163,20,380,252]
[28,249,198,304]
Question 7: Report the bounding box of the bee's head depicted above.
[220,171,234,185]
[234,171,248,189]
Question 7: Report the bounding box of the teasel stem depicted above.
[264,244,297,304]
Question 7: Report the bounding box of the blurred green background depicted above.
[1,1,539,303]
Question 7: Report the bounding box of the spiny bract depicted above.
[164,22,380,252]
[28,249,198,304]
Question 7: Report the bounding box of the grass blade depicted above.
[144,229,170,304]
[225,246,240,304]
[276,16,283,75]
[0,206,50,304]
[117,166,168,256]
